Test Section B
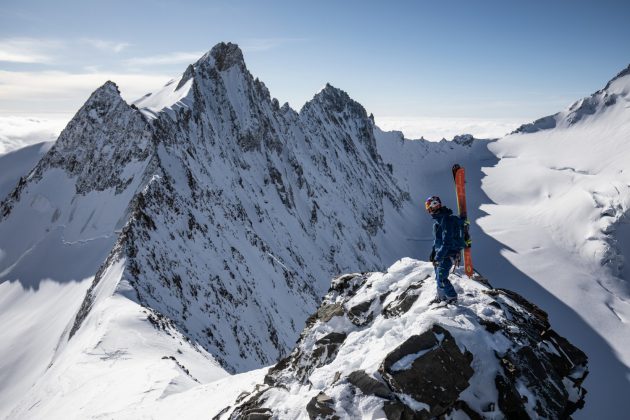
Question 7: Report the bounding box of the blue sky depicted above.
[1,0,629,138]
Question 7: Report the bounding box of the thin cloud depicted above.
[124,52,204,67]
[0,70,172,113]
[81,38,131,53]
[0,38,61,63]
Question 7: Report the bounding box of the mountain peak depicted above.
[303,83,367,117]
[72,80,126,123]
[319,83,349,100]
[208,42,245,71]
[604,62,630,90]
[88,80,122,102]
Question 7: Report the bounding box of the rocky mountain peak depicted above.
[225,259,588,419]
[300,83,370,130]
[208,42,246,71]
[76,80,125,119]
[176,64,195,90]
[304,83,367,117]
[93,80,121,96]
[604,62,630,89]
[452,133,476,145]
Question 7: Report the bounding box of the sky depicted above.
[1,0,629,144]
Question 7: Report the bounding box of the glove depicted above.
[429,248,436,263]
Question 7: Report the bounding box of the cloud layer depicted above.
[374,116,523,140]
[0,115,69,155]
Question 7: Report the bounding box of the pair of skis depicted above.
[452,164,473,278]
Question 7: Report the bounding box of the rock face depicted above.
[379,325,474,417]
[114,42,408,372]
[225,259,588,419]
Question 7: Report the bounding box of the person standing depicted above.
[425,195,465,303]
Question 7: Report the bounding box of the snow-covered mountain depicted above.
[0,42,418,419]
[0,41,629,419]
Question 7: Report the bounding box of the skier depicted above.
[425,195,465,303]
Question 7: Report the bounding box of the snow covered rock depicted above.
[224,259,588,419]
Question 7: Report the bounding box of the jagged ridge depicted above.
[226,259,588,419]
[36,41,413,374]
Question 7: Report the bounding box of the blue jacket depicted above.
[432,207,466,262]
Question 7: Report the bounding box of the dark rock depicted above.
[315,303,345,323]
[479,319,501,334]
[348,300,374,326]
[495,374,529,420]
[312,332,346,365]
[347,370,392,399]
[315,332,346,347]
[453,400,483,420]
[379,325,474,417]
[176,64,195,90]
[383,280,424,318]
[383,294,418,318]
[263,354,292,386]
[228,390,273,420]
[314,332,346,370]
[497,288,549,326]
[382,401,421,420]
[542,329,588,378]
[306,392,338,420]
[210,42,245,71]
[330,273,366,294]
[241,409,273,420]
[453,134,475,145]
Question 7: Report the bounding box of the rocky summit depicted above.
[225,258,588,419]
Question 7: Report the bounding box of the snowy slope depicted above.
[0,141,52,199]
[374,65,630,418]
[478,64,630,418]
[0,83,154,417]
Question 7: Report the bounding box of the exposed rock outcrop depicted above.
[225,259,588,419]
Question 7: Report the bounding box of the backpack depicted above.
[449,214,469,251]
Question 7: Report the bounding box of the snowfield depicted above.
[0,43,629,419]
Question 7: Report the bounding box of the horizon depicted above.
[1,0,629,146]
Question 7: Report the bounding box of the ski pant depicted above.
[434,254,458,299]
